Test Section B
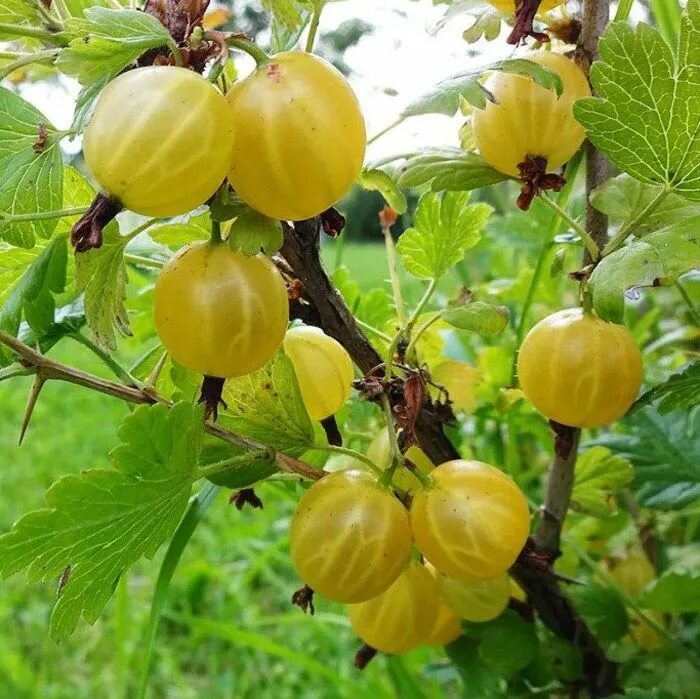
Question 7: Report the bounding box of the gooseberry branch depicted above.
[0,330,321,483]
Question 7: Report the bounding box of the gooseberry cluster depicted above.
[81,41,646,662]
[289,460,531,655]
[82,51,365,386]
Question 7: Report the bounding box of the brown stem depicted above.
[0,330,320,482]
[534,423,581,555]
[512,0,620,695]
[281,219,459,466]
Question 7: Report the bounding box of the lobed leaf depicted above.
[593,406,700,510]
[228,208,283,256]
[571,447,634,516]
[633,361,700,414]
[0,88,62,248]
[219,352,316,457]
[0,402,202,640]
[397,191,492,280]
[74,223,131,350]
[574,0,700,199]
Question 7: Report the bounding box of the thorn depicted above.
[19,373,47,445]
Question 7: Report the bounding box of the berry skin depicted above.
[410,460,530,582]
[226,51,366,221]
[437,571,511,623]
[348,561,440,654]
[283,326,354,421]
[154,241,289,378]
[517,308,643,428]
[83,67,235,217]
[290,470,412,603]
[471,52,590,177]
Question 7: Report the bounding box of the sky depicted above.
[16,0,515,159]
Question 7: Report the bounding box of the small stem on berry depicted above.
[305,3,323,53]
[539,192,599,261]
[226,37,269,66]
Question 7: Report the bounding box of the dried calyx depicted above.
[516,155,566,210]
[507,0,550,45]
[198,375,227,421]
[71,193,122,252]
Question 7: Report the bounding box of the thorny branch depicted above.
[281,208,618,693]
[0,330,321,483]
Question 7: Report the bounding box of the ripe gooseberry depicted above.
[366,427,433,494]
[154,241,289,378]
[283,326,354,421]
[517,309,643,428]
[348,561,440,654]
[83,67,235,217]
[471,52,590,177]
[410,460,530,582]
[290,470,412,603]
[226,51,366,221]
[437,571,511,622]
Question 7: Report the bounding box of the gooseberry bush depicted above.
[0,0,698,697]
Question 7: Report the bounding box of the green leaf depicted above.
[594,406,700,509]
[571,447,634,516]
[74,224,131,351]
[569,585,629,643]
[0,402,202,640]
[403,58,563,115]
[219,352,315,457]
[262,0,305,32]
[590,175,700,236]
[397,191,492,280]
[443,300,509,336]
[0,166,95,363]
[574,0,700,199]
[395,148,509,192]
[0,88,62,248]
[357,169,407,214]
[589,224,700,322]
[0,0,41,29]
[149,214,209,249]
[536,637,582,683]
[633,361,700,414]
[228,208,283,256]
[445,637,505,698]
[57,7,173,85]
[0,236,67,343]
[639,572,700,613]
[478,610,538,676]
